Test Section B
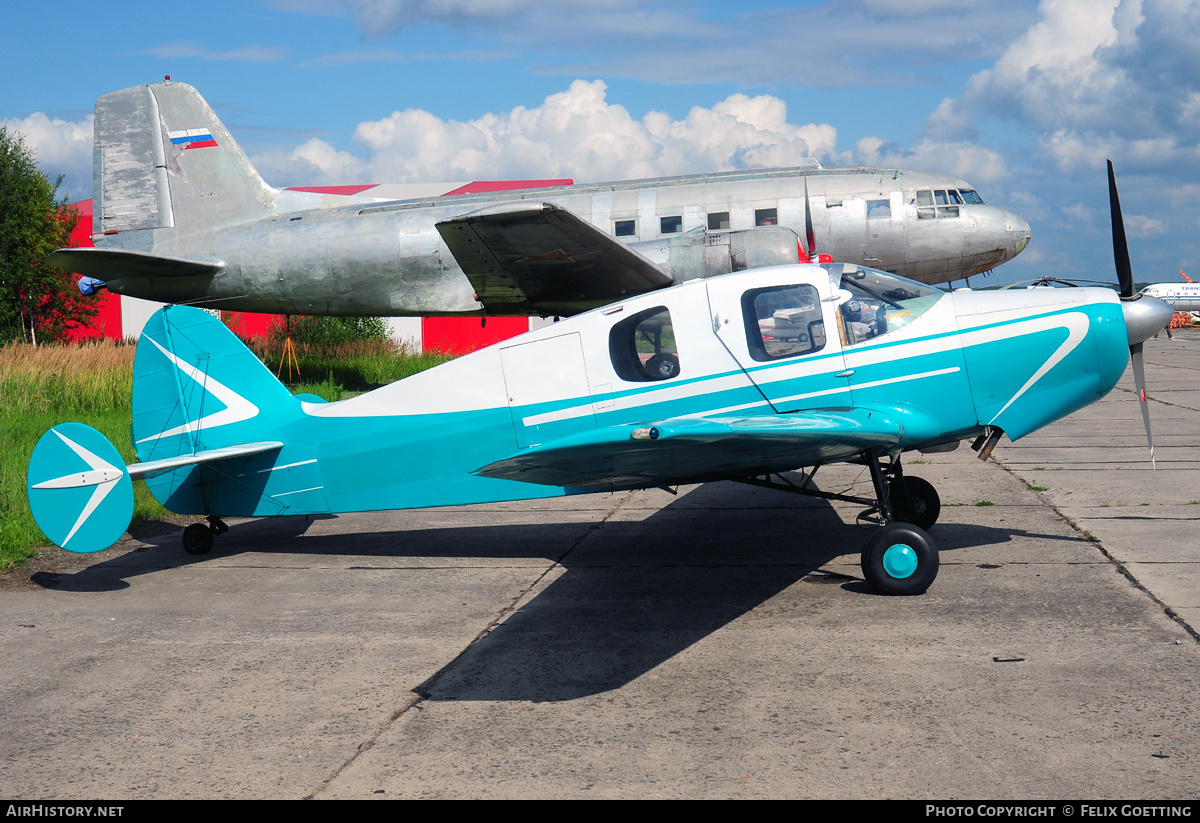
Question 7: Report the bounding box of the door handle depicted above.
[835,370,855,378]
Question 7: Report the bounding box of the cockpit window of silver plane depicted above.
[824,264,945,346]
[914,188,973,219]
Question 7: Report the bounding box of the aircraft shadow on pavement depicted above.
[31,481,1089,701]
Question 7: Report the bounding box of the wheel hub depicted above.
[882,544,918,579]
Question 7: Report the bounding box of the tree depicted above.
[0,125,95,344]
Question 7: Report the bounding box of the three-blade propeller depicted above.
[1109,159,1172,469]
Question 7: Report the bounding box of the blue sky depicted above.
[5,0,1199,286]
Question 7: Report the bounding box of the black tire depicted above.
[861,523,939,595]
[644,353,680,380]
[183,523,214,555]
[890,475,941,531]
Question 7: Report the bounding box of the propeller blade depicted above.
[1108,159,1134,299]
[1129,341,1156,470]
[803,174,816,259]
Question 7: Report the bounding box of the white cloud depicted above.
[1062,202,1094,223]
[252,137,374,185]
[961,0,1131,130]
[1,113,93,201]
[254,80,840,185]
[285,1,1035,88]
[938,0,1200,176]
[1125,214,1168,236]
[271,0,627,34]
[854,135,1008,183]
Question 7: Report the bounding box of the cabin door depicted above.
[705,271,853,413]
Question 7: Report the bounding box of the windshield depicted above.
[820,264,945,344]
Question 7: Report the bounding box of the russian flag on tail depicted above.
[168,127,218,150]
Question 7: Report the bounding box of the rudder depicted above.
[132,306,298,465]
[94,80,277,237]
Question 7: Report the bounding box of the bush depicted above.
[269,315,389,348]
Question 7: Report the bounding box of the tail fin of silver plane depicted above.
[93,80,277,237]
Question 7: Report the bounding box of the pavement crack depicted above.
[307,491,640,798]
[306,691,423,800]
[994,459,1200,645]
[1112,384,1200,413]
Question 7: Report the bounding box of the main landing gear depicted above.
[182,516,228,556]
[728,449,942,596]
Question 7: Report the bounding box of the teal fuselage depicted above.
[130,265,1128,520]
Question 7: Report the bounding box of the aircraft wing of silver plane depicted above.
[50,80,1032,318]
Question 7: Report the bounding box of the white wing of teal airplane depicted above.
[48,79,1031,318]
[25,164,1165,597]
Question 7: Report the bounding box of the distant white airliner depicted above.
[1140,271,1200,313]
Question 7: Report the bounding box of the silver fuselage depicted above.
[100,166,1029,316]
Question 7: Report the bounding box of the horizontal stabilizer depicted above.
[27,423,135,553]
[475,409,904,490]
[128,441,284,481]
[436,203,673,316]
[47,248,226,280]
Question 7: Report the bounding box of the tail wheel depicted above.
[182,523,214,556]
[862,523,939,595]
[890,475,941,531]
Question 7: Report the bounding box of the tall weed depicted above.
[1,335,454,569]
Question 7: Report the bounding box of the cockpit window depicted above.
[820,264,945,346]
[741,284,826,361]
[609,306,681,382]
[959,189,984,205]
[913,189,959,219]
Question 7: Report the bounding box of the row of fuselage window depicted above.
[612,188,985,238]
[614,208,779,238]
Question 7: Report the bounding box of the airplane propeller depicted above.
[1108,159,1174,469]
[803,175,817,261]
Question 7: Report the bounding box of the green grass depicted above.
[246,338,453,397]
[1028,485,1048,492]
[0,407,169,570]
[0,337,453,571]
[975,500,995,507]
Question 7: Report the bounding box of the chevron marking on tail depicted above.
[32,429,125,548]
[137,335,260,444]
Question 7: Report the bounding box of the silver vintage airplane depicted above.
[51,80,1032,318]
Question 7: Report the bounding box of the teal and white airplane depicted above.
[26,164,1170,596]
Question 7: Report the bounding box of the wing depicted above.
[474,409,903,490]
[436,202,674,316]
[47,248,226,279]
